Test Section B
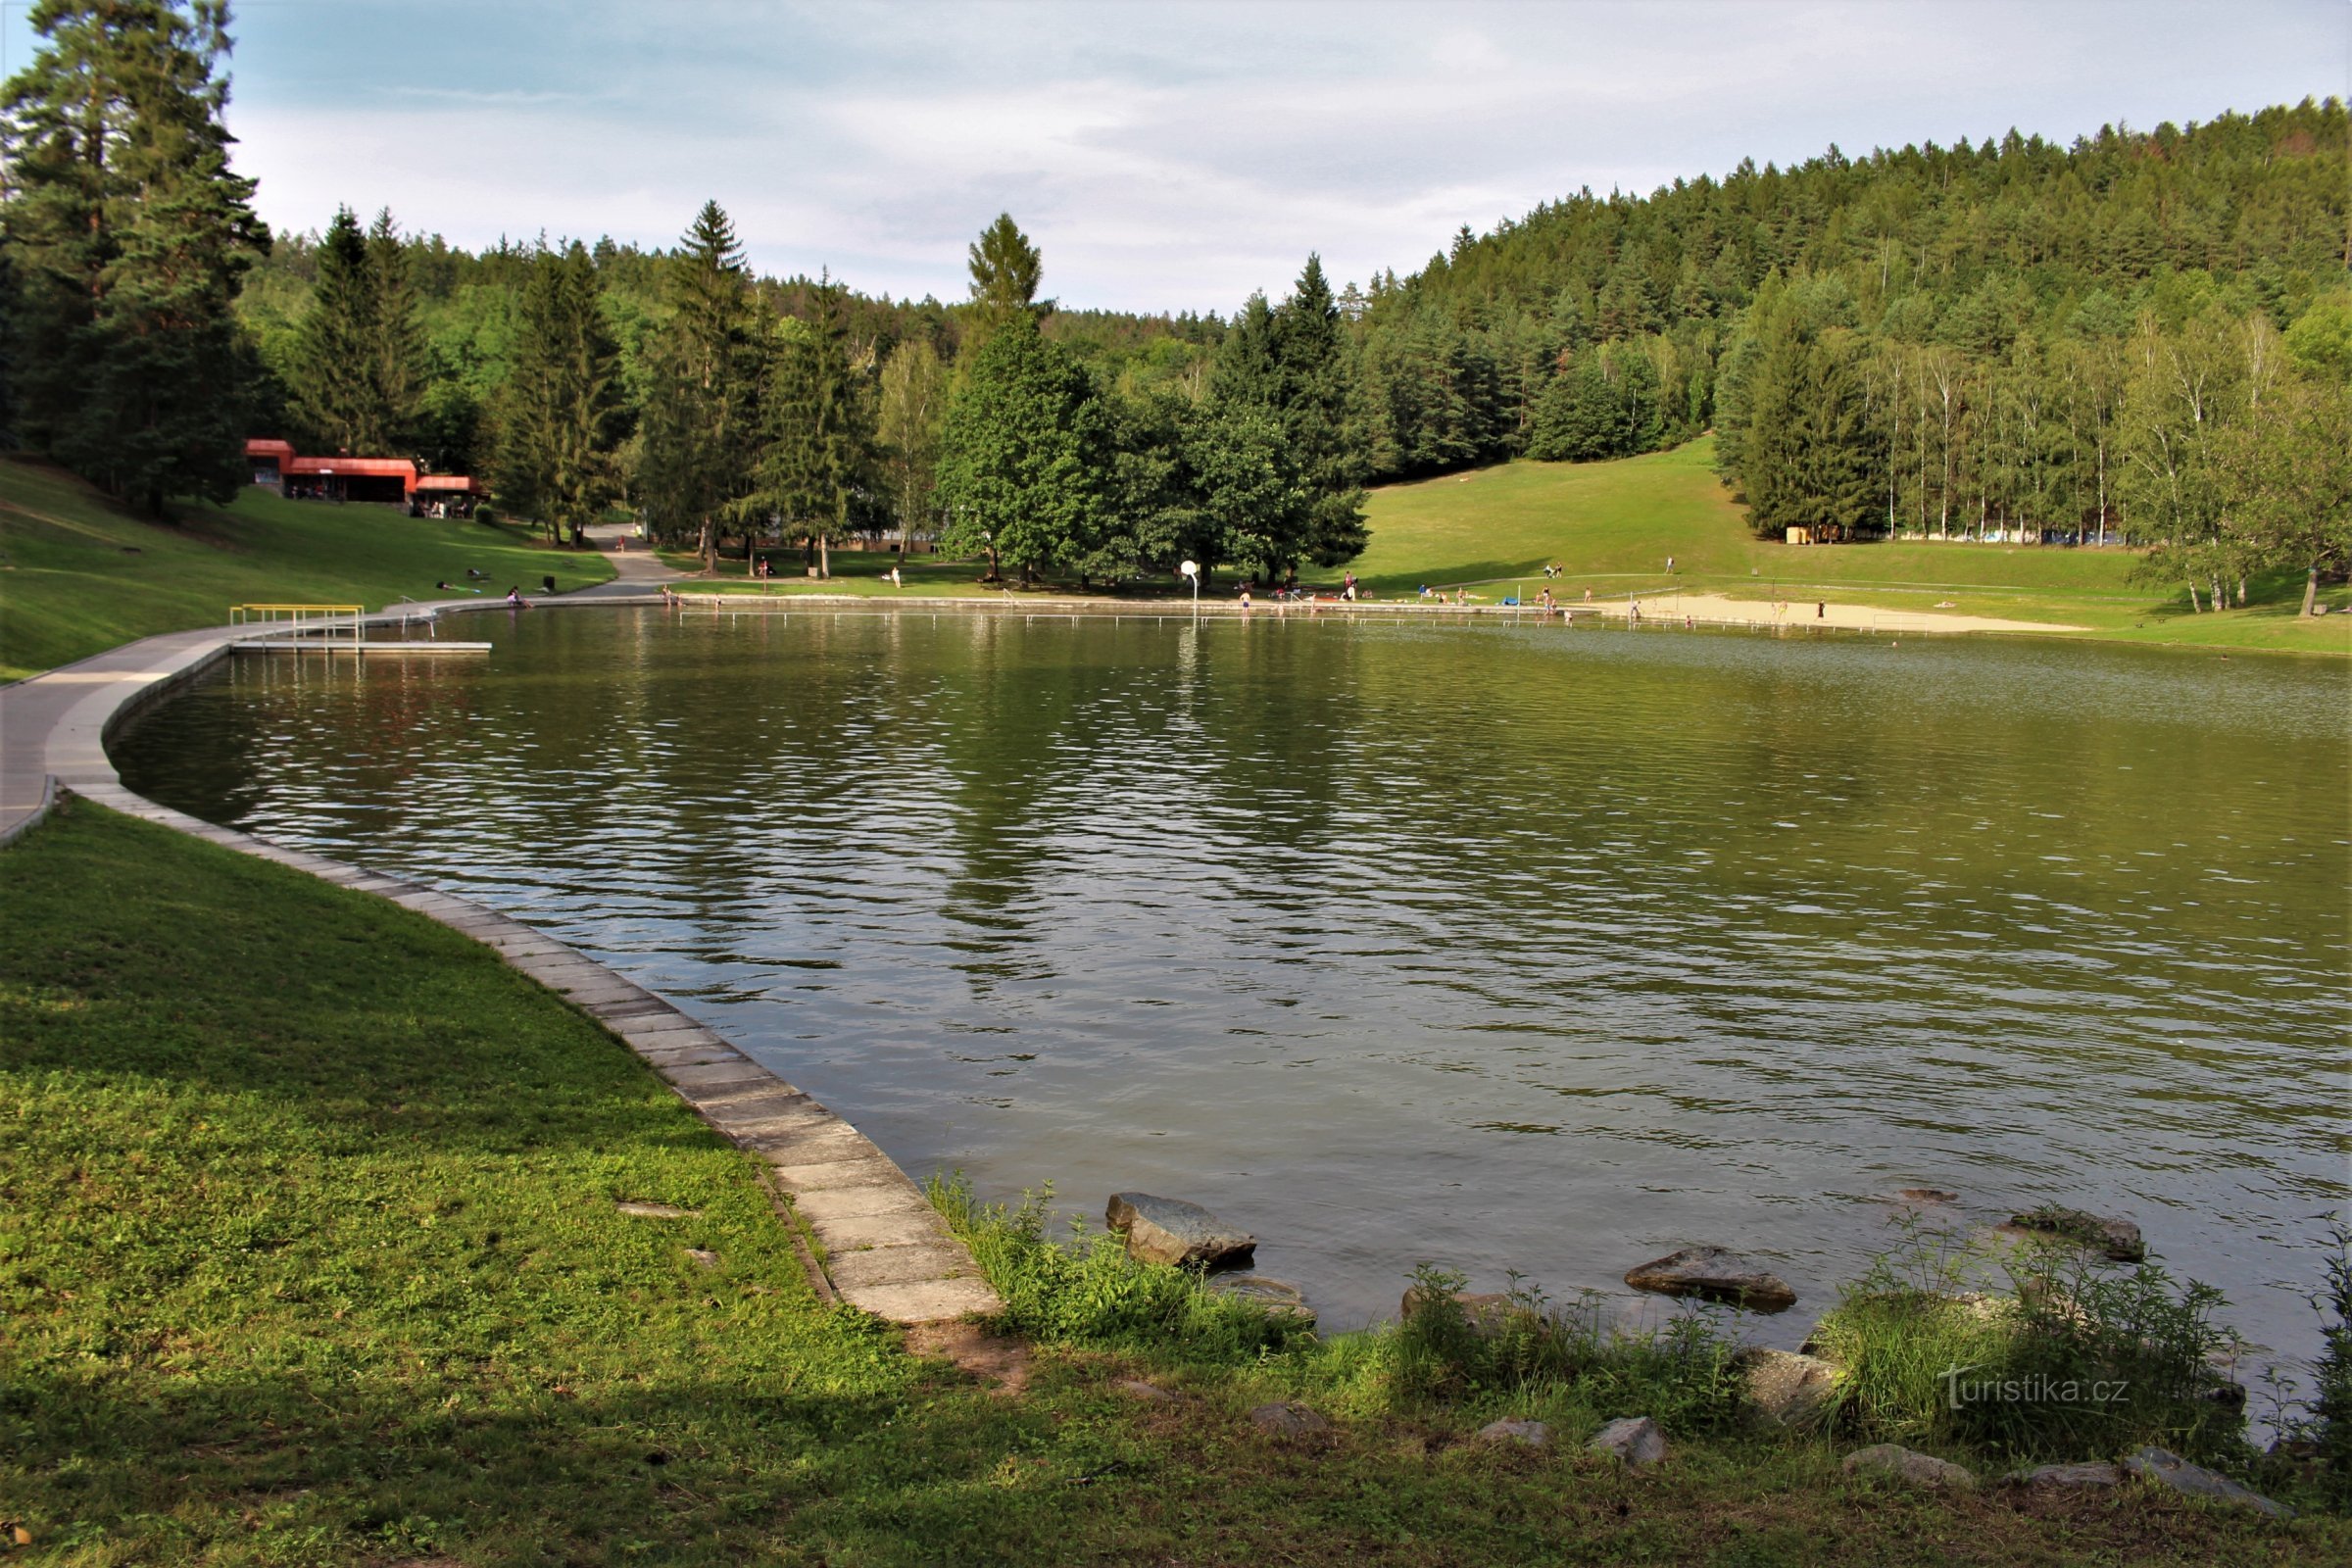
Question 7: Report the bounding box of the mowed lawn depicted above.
[0,460,614,681]
[1358,438,2352,655]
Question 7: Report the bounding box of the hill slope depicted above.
[0,462,613,681]
[1356,440,2351,653]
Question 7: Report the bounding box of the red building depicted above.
[245,438,294,487]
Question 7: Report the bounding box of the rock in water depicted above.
[1589,1416,1668,1468]
[2124,1446,2293,1518]
[1477,1417,1551,1449]
[1842,1444,1976,1489]
[1105,1192,1256,1269]
[1249,1401,1329,1436]
[1738,1348,1839,1429]
[1207,1275,1313,1322]
[2005,1205,2145,1262]
[1623,1247,1797,1312]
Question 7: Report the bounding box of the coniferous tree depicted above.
[289,206,424,455]
[496,240,627,546]
[750,274,871,578]
[1,0,269,514]
[963,212,1044,352]
[363,208,425,450]
[633,200,759,569]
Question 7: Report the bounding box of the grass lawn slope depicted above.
[1357,438,2351,656]
[0,460,613,681]
[4,801,2342,1564]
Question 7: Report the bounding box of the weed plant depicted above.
[925,1173,1314,1364]
[1814,1216,2247,1464]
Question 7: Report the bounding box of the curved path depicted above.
[0,581,999,1326]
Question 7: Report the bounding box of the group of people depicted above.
[429,566,549,607]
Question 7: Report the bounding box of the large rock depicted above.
[1477,1417,1551,1449]
[2004,1206,2145,1262]
[1842,1444,1976,1489]
[1738,1348,1839,1429]
[2124,1446,2293,1519]
[1105,1192,1255,1269]
[1624,1247,1797,1312]
[1589,1416,1668,1468]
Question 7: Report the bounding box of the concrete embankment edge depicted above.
[0,610,1001,1325]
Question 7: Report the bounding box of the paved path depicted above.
[0,599,999,1325]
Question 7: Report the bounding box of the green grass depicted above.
[8,802,2343,1563]
[0,460,613,680]
[1356,438,2352,656]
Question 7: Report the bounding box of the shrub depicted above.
[926,1173,1314,1364]
[1392,1263,1746,1433]
[1813,1216,2246,1464]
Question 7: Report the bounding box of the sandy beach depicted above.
[1603,591,2082,636]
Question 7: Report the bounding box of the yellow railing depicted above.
[229,604,365,646]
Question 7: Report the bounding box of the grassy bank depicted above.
[0,460,613,680]
[1355,439,2351,656]
[5,802,2344,1564]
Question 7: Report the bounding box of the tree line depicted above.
[3,4,2344,605]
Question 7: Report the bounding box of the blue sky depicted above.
[3,0,2343,313]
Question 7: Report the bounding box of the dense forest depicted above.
[3,2,2346,604]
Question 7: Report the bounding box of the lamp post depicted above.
[1179,560,1200,614]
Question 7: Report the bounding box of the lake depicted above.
[116,607,2350,1374]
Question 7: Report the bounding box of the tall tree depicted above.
[876,334,945,557]
[289,206,424,455]
[633,200,759,570]
[748,274,872,578]
[362,208,425,450]
[963,212,1044,349]
[495,240,627,547]
[1,0,269,514]
[935,315,1107,583]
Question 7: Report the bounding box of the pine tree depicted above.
[363,208,425,450]
[750,275,871,578]
[1,0,269,514]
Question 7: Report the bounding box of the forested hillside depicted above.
[1354,100,2349,606]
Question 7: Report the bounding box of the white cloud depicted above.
[168,0,2350,313]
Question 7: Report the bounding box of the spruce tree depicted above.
[497,240,626,546]
[964,212,1044,350]
[633,200,759,568]
[291,207,376,450]
[363,208,425,451]
[750,275,871,578]
[1,0,269,514]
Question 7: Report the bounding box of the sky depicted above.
[3,0,2344,314]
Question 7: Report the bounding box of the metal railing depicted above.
[229,604,365,647]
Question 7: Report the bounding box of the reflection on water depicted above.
[118,609,2351,1369]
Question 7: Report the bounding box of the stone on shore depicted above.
[1589,1416,1668,1468]
[1737,1348,1840,1429]
[1207,1275,1313,1322]
[1624,1247,1797,1312]
[2124,1446,2293,1518]
[615,1200,697,1219]
[2004,1205,2145,1262]
[1249,1401,1329,1436]
[1842,1444,1976,1489]
[1105,1192,1255,1269]
[1477,1417,1551,1449]
[1116,1379,1178,1403]
[2001,1461,2121,1490]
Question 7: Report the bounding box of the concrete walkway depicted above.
[0,596,999,1325]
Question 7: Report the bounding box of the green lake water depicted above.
[116,608,2350,1370]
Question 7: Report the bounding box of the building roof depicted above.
[284,456,418,490]
[413,474,480,492]
[245,438,295,459]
